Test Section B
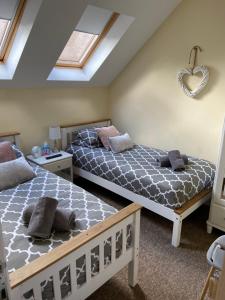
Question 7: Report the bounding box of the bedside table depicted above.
[27,151,73,182]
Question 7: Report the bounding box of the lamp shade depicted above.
[49,126,61,140]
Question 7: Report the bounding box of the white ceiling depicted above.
[0,0,182,88]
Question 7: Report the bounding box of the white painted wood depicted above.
[212,118,225,206]
[14,135,20,148]
[27,151,73,182]
[52,272,62,300]
[122,226,126,256]
[111,232,116,264]
[9,208,140,299]
[0,133,20,148]
[172,216,182,248]
[70,260,78,295]
[209,205,225,229]
[74,165,210,247]
[86,249,92,283]
[208,117,225,233]
[128,210,140,287]
[33,282,43,300]
[26,151,73,165]
[207,223,213,234]
[0,130,140,299]
[99,241,104,274]
[74,166,175,221]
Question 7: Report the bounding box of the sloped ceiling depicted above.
[0,0,182,88]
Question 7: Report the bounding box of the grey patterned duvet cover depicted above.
[0,164,118,275]
[67,144,215,209]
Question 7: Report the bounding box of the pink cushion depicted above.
[0,141,16,163]
[96,126,120,150]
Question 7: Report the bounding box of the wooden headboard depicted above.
[0,131,20,147]
[60,119,111,150]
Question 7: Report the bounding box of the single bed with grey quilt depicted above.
[67,144,215,209]
[0,164,127,299]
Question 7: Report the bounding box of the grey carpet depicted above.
[75,178,220,300]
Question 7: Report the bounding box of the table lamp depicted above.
[49,126,61,152]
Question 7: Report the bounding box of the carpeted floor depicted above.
[75,178,220,300]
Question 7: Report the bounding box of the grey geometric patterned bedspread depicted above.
[67,144,215,209]
[0,164,117,273]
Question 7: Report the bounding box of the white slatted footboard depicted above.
[7,203,141,300]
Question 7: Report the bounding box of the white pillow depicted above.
[0,157,36,191]
[108,133,134,153]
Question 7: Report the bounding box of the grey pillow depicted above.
[72,128,102,148]
[11,144,24,158]
[108,133,134,153]
[0,157,36,191]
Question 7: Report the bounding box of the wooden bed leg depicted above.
[172,216,182,247]
[128,210,140,287]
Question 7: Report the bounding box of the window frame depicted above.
[56,12,119,69]
[0,0,26,62]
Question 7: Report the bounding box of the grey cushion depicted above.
[0,157,36,191]
[108,133,134,153]
[72,128,102,148]
[11,144,24,158]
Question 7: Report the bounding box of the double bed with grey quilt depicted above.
[0,163,127,299]
[66,144,215,209]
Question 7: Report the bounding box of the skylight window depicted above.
[57,31,99,67]
[0,0,26,61]
[56,12,119,68]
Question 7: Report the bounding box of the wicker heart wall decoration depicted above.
[177,46,209,98]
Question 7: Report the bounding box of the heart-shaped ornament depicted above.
[177,65,209,98]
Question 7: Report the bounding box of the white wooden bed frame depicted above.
[61,119,212,248]
[0,132,141,300]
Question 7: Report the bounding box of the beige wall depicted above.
[109,0,225,163]
[1,0,225,162]
[0,87,109,153]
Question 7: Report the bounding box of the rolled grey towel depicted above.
[156,155,171,167]
[168,150,185,171]
[23,204,76,232]
[156,154,188,167]
[27,197,58,238]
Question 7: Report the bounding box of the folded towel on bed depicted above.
[23,203,76,232]
[168,150,185,171]
[156,154,188,167]
[27,197,58,238]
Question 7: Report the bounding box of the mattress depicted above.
[67,144,215,209]
[0,163,124,296]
